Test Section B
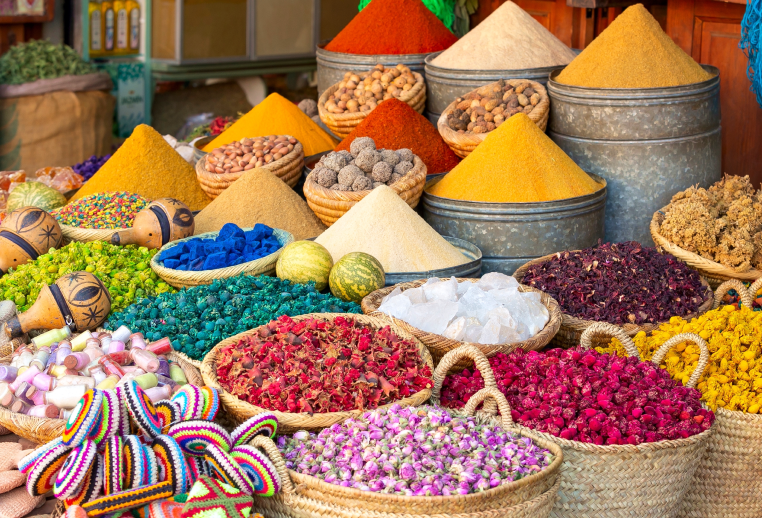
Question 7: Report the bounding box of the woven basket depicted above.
[60,224,126,244]
[303,156,427,227]
[710,278,762,309]
[0,350,203,444]
[437,80,550,159]
[247,386,562,518]
[361,278,561,369]
[195,139,304,200]
[201,313,434,434]
[513,252,714,349]
[651,209,762,289]
[149,227,294,289]
[317,72,426,139]
[431,330,714,518]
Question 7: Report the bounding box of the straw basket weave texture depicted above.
[437,79,550,159]
[317,72,426,139]
[303,156,427,227]
[361,278,561,369]
[430,329,713,518]
[513,252,714,349]
[60,224,126,244]
[201,313,434,434]
[248,387,562,518]
[651,209,762,289]
[195,139,304,200]
[150,227,294,289]
[710,278,762,309]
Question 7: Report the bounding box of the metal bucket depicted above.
[547,65,722,246]
[384,236,482,286]
[421,174,607,275]
[423,51,566,125]
[316,45,432,96]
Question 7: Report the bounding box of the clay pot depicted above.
[5,271,111,338]
[0,207,63,272]
[110,198,195,249]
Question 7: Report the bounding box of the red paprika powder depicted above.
[335,99,461,175]
[324,0,458,55]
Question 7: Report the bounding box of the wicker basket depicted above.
[201,313,434,434]
[317,72,426,139]
[195,139,304,200]
[513,252,714,349]
[710,278,762,309]
[430,330,714,518]
[651,209,762,289]
[60,224,126,244]
[361,278,562,369]
[303,156,427,227]
[149,228,294,289]
[437,80,550,159]
[248,386,562,518]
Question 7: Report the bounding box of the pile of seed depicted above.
[203,135,297,175]
[324,64,419,114]
[313,137,417,192]
[52,192,149,229]
[446,80,541,134]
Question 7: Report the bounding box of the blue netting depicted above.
[740,0,762,107]
[358,0,456,33]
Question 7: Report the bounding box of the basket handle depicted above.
[651,333,710,389]
[713,279,754,309]
[579,322,640,358]
[462,387,514,429]
[430,345,498,413]
[250,435,295,495]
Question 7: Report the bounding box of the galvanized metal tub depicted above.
[316,45,432,97]
[421,174,607,275]
[423,51,565,125]
[547,65,722,246]
[384,236,482,286]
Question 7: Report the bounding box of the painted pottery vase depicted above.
[0,207,63,272]
[111,198,195,249]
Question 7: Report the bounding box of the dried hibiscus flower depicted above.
[216,315,433,414]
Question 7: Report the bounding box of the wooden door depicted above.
[668,0,762,183]
[471,0,577,46]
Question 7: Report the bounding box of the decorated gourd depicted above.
[0,207,63,272]
[6,182,66,213]
[5,271,111,338]
[111,198,194,249]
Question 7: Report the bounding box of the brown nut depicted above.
[530,93,540,106]
[484,112,494,122]
[484,99,498,111]
[472,125,487,133]
[518,94,529,107]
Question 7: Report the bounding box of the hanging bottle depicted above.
[102,0,115,54]
[89,0,103,56]
[127,0,140,53]
[114,0,128,54]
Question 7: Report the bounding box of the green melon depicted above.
[6,182,66,213]
[276,240,334,291]
[329,252,385,304]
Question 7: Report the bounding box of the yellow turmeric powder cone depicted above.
[427,113,602,203]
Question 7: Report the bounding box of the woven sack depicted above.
[60,224,125,245]
[651,209,762,289]
[361,278,562,369]
[195,139,304,200]
[303,156,427,227]
[437,79,550,159]
[248,386,562,518]
[201,313,434,434]
[149,227,294,289]
[317,72,426,139]
[430,328,714,518]
[513,252,714,349]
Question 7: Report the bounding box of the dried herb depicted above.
[216,315,433,414]
[522,241,707,325]
[0,40,96,85]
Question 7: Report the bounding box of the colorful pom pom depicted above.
[89,389,121,444]
[125,381,162,438]
[112,385,133,436]
[82,480,174,517]
[200,387,220,421]
[167,420,232,456]
[123,435,148,490]
[26,441,70,496]
[152,435,189,495]
[63,389,103,447]
[230,412,278,447]
[203,444,255,495]
[55,440,98,499]
[103,436,124,495]
[143,444,159,485]
[230,445,281,497]
[19,437,65,474]
[65,452,104,507]
[154,399,181,431]
[171,385,204,421]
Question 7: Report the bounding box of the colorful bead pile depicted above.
[72,155,111,182]
[52,192,149,229]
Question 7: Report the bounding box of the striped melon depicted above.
[276,240,333,291]
[329,252,385,304]
[6,182,66,213]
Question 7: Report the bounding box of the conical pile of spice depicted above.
[334,99,460,175]
[193,169,326,240]
[202,93,337,156]
[431,1,576,70]
[556,3,712,88]
[324,0,458,55]
[427,113,602,202]
[72,124,211,210]
[315,185,467,272]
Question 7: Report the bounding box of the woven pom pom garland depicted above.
[167,420,232,456]
[55,439,98,498]
[64,452,104,507]
[124,436,148,490]
[103,436,124,495]
[26,441,71,496]
[63,389,104,447]
[203,444,255,495]
[19,437,66,474]
[82,480,174,517]
[230,445,281,497]
[200,387,220,421]
[125,381,163,438]
[89,389,121,444]
[171,385,204,421]
[152,435,190,495]
[155,400,181,431]
[230,412,278,447]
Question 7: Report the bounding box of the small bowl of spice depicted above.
[52,191,150,244]
[437,79,549,158]
[318,64,427,139]
[195,135,304,200]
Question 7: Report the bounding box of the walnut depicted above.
[349,137,375,157]
[394,161,413,177]
[352,175,372,191]
[314,166,338,188]
[337,164,363,187]
[371,161,393,183]
[322,152,350,172]
[396,148,414,163]
[355,149,381,173]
